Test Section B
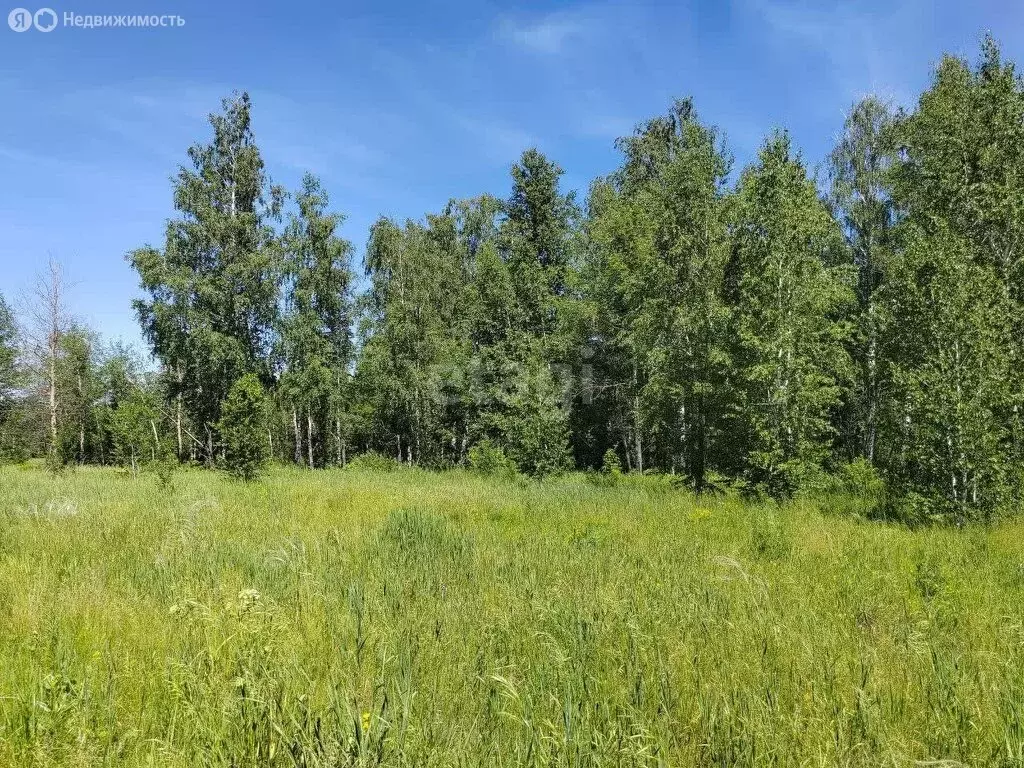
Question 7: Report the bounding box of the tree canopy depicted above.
[4,38,1024,522]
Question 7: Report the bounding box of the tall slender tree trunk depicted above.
[865,305,878,463]
[175,372,184,459]
[307,413,314,469]
[292,408,302,465]
[632,362,643,473]
[335,417,342,465]
[633,399,643,474]
[693,396,707,494]
[32,260,66,465]
[77,373,85,463]
[48,330,58,460]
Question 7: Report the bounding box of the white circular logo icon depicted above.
[33,7,57,31]
[8,7,33,31]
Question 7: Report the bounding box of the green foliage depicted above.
[500,148,580,337]
[486,352,573,478]
[0,295,15,406]
[600,448,622,476]
[587,98,732,484]
[727,132,854,496]
[357,211,475,466]
[466,439,518,479]
[828,96,897,463]
[54,43,1019,519]
[129,92,281,465]
[817,458,886,519]
[110,385,170,479]
[880,37,1024,522]
[346,450,403,473]
[278,173,355,468]
[44,449,69,476]
[150,451,177,490]
[0,295,22,463]
[54,328,97,465]
[218,374,269,480]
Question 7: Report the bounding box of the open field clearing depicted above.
[1,466,1023,766]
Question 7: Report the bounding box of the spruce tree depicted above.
[482,149,579,475]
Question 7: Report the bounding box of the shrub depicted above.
[819,458,886,518]
[699,470,752,498]
[111,387,165,478]
[601,449,622,477]
[467,439,518,480]
[150,450,177,490]
[837,458,885,497]
[218,374,269,481]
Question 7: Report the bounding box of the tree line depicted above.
[1,37,1022,522]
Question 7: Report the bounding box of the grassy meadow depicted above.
[1,465,1023,766]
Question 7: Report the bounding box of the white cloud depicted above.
[452,113,538,164]
[497,9,599,55]
[743,0,921,108]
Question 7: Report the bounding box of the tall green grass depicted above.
[1,465,1022,766]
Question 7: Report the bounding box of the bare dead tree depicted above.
[21,258,70,464]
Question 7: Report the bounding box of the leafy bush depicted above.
[601,449,623,476]
[700,470,753,498]
[111,387,166,478]
[218,373,269,481]
[817,458,886,518]
[882,490,949,526]
[467,439,518,480]
[150,451,177,490]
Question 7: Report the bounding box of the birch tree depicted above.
[129,92,283,465]
[726,133,854,495]
[828,96,897,464]
[278,173,355,467]
[22,259,70,467]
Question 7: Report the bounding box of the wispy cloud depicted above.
[451,113,538,164]
[496,9,601,55]
[744,0,923,108]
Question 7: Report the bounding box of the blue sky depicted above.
[1,0,1021,352]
